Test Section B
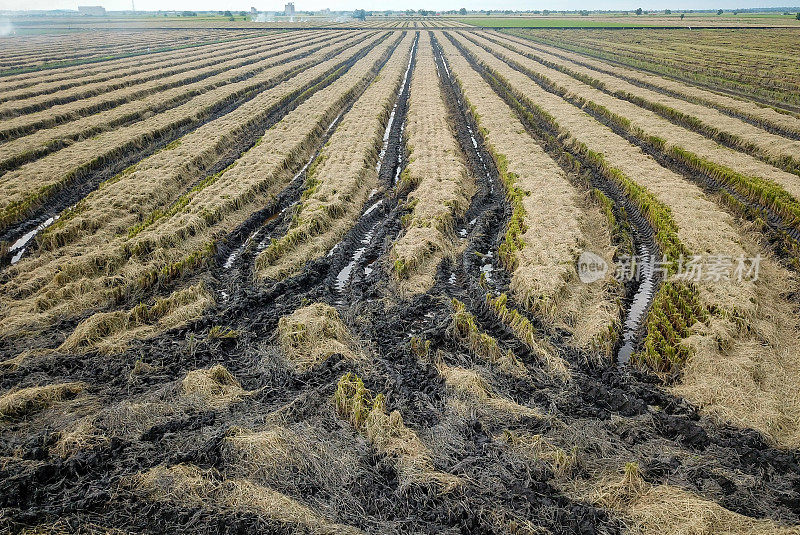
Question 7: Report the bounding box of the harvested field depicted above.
[511,28,800,110]
[0,29,268,75]
[0,31,376,238]
[1,21,800,535]
[0,31,336,137]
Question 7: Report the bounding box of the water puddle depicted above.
[457,218,478,240]
[479,251,494,282]
[437,44,495,198]
[326,243,340,257]
[225,208,286,268]
[377,38,416,175]
[329,41,418,293]
[480,263,493,282]
[463,113,494,194]
[362,199,383,217]
[327,109,346,133]
[617,242,657,364]
[441,53,451,78]
[334,220,380,294]
[8,215,59,265]
[222,250,241,270]
[393,155,404,185]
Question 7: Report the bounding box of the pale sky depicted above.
[2,0,797,15]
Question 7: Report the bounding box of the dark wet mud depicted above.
[1,30,799,535]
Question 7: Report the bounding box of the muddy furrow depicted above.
[443,31,661,365]
[212,40,406,302]
[0,34,383,268]
[324,33,419,305]
[428,33,510,299]
[430,31,560,388]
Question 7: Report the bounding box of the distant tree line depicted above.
[350,7,800,19]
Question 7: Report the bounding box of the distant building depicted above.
[284,2,295,16]
[78,5,106,15]
[250,6,257,13]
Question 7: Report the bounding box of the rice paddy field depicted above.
[1,20,800,534]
